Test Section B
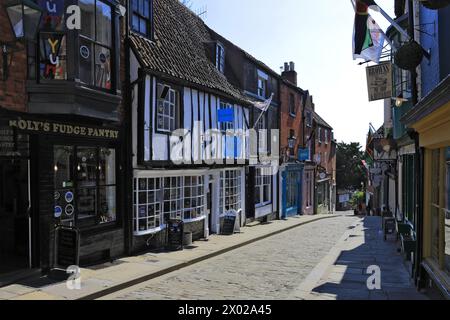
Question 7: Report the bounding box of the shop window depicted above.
[163,176,183,220]
[220,170,242,214]
[79,0,113,90]
[54,145,117,228]
[131,0,153,39]
[183,176,205,221]
[133,177,162,234]
[255,167,272,207]
[156,83,178,133]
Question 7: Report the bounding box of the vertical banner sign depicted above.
[366,62,393,102]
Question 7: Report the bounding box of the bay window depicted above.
[79,0,113,90]
[255,167,272,207]
[220,170,242,214]
[133,175,206,235]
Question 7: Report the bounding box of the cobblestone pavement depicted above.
[103,215,359,300]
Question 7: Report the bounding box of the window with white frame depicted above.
[133,175,206,234]
[256,111,267,152]
[289,93,296,116]
[163,176,183,220]
[133,177,163,234]
[183,176,205,220]
[220,170,242,214]
[325,129,328,144]
[216,43,225,73]
[318,127,322,144]
[156,83,178,133]
[219,101,234,132]
[255,167,272,206]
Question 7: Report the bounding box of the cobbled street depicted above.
[102,215,359,300]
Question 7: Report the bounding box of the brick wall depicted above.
[279,82,303,160]
[0,5,27,111]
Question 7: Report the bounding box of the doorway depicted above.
[0,158,30,275]
[207,181,213,234]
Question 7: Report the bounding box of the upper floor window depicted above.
[131,0,153,38]
[156,83,179,133]
[318,127,322,143]
[216,43,225,73]
[219,101,234,132]
[289,93,296,116]
[325,129,329,144]
[79,0,113,90]
[306,111,312,127]
[257,70,268,98]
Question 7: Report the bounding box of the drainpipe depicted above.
[124,0,133,255]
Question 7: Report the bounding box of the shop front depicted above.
[280,163,303,218]
[0,110,124,275]
[403,76,450,298]
[131,167,246,253]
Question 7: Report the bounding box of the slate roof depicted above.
[129,0,252,105]
[313,111,333,129]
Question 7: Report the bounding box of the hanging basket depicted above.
[420,0,450,10]
[394,41,424,71]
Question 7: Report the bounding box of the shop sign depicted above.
[298,148,309,161]
[366,62,393,102]
[7,118,119,140]
[0,126,29,157]
[218,109,234,123]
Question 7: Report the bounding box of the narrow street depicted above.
[98,214,428,301]
[101,215,357,300]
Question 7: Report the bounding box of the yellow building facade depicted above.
[404,76,450,298]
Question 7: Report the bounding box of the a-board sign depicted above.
[167,220,184,251]
[221,214,236,236]
[56,227,80,268]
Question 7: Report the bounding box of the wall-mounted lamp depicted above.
[1,0,42,80]
[391,96,409,108]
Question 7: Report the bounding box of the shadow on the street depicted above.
[309,216,428,300]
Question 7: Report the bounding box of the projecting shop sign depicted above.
[366,62,393,102]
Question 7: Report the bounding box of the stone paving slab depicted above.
[290,216,429,300]
[0,213,336,300]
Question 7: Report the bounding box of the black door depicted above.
[0,159,30,274]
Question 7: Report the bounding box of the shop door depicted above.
[0,159,30,274]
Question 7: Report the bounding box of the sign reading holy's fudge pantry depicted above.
[8,118,119,140]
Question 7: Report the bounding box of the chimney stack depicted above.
[281,61,298,86]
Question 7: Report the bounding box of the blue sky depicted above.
[187,0,396,147]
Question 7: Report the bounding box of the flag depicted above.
[253,93,274,112]
[352,0,385,63]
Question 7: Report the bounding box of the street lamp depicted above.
[2,0,42,80]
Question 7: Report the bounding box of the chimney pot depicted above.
[290,61,295,71]
[284,62,290,72]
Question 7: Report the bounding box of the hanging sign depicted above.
[366,62,393,102]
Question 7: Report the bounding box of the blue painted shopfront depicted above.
[281,164,304,218]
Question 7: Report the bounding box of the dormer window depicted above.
[216,43,225,73]
[131,0,153,39]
